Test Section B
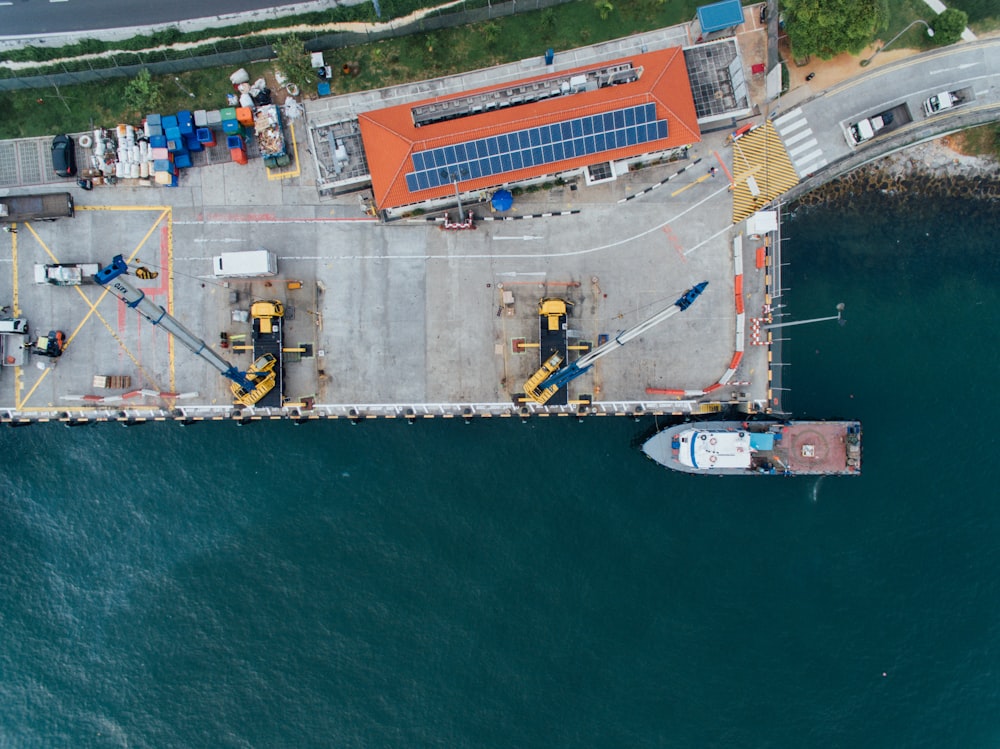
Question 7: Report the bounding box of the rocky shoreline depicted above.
[794,139,1000,207]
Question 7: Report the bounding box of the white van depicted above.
[212,250,278,278]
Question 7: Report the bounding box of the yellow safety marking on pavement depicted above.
[671,173,711,197]
[10,225,20,317]
[267,122,301,181]
[731,121,799,224]
[10,226,23,408]
[15,208,171,410]
[165,208,176,392]
[71,286,162,387]
[77,205,173,212]
[17,367,51,411]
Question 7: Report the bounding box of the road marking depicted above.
[772,108,804,128]
[788,139,819,157]
[929,63,979,74]
[783,128,814,146]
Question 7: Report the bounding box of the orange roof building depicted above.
[358,46,701,211]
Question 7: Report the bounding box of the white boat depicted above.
[642,421,862,476]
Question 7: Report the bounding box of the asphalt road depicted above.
[0,0,326,38]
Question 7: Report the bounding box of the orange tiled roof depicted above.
[359,47,700,210]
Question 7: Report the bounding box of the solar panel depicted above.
[405,104,670,193]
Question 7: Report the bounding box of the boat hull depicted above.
[642,421,862,476]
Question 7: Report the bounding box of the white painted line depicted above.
[783,128,814,146]
[789,138,819,157]
[795,156,827,175]
[772,108,803,128]
[776,117,808,136]
[793,149,823,166]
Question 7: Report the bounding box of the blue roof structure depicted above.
[404,104,667,192]
[697,0,744,34]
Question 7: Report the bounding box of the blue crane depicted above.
[93,254,256,392]
[524,281,708,403]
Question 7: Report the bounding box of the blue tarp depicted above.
[697,0,744,33]
[491,189,513,212]
[749,432,775,451]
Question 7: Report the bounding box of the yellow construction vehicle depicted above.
[250,300,284,334]
[538,298,570,333]
[522,351,564,405]
[231,353,278,406]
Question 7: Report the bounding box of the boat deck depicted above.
[768,422,861,475]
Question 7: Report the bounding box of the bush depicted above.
[932,8,968,45]
[122,68,163,117]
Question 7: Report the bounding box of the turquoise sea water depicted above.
[1,193,998,748]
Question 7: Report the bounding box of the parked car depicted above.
[51,134,76,177]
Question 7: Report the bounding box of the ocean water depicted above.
[1,193,998,748]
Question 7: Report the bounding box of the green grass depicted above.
[0,0,994,155]
[0,0,703,139]
[0,63,274,139]
[953,123,1000,159]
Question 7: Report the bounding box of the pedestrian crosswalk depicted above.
[772,108,827,177]
[730,121,799,224]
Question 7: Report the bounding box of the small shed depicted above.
[696,0,745,36]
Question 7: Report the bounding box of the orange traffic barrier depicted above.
[755,247,766,269]
[734,275,743,295]
[735,294,744,314]
[729,352,743,369]
[704,383,723,393]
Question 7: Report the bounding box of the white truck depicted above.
[34,263,100,286]
[847,104,912,145]
[212,250,278,278]
[923,88,973,116]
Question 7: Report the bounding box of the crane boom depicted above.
[94,255,255,391]
[537,281,708,393]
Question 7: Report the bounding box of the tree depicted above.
[123,68,163,117]
[931,8,968,45]
[783,0,888,60]
[273,36,314,89]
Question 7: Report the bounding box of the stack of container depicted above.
[114,124,148,179]
[137,102,246,184]
[227,134,248,165]
[221,107,242,135]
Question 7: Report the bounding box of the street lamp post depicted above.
[860,20,934,67]
[763,303,846,330]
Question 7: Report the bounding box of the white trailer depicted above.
[212,250,278,278]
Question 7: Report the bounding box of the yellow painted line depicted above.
[24,222,61,267]
[671,173,710,197]
[17,208,170,409]
[267,122,301,181]
[828,39,1000,97]
[10,224,19,317]
[9,226,23,408]
[17,367,51,410]
[77,205,172,212]
[70,285,161,386]
[166,208,175,392]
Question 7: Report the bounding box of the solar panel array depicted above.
[404,103,668,192]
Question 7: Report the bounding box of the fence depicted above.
[0,0,574,92]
